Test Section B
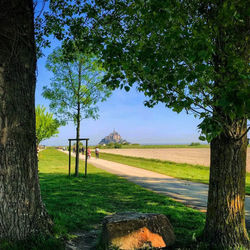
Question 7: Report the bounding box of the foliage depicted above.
[42,48,111,125]
[107,0,249,141]
[122,142,130,145]
[37,0,250,143]
[103,142,123,149]
[106,142,114,148]
[40,0,249,141]
[114,143,122,148]
[37,1,249,246]
[38,148,205,248]
[189,142,201,146]
[36,105,61,144]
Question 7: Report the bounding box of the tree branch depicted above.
[236,126,250,141]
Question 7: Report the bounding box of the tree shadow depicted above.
[39,171,205,248]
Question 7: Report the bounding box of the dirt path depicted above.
[100,148,250,172]
[60,150,250,230]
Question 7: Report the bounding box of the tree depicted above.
[95,1,250,248]
[38,0,249,247]
[42,0,249,248]
[43,48,111,176]
[36,105,60,145]
[99,2,249,248]
[0,0,52,241]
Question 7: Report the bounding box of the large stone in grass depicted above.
[101,212,175,249]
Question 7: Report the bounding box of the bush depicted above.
[114,143,122,148]
[106,142,114,148]
[189,142,201,146]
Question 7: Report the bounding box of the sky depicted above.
[36,50,203,146]
[34,2,204,146]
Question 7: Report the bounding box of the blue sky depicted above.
[36,48,203,146]
[34,2,203,146]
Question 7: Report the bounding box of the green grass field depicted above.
[37,147,205,249]
[98,152,250,195]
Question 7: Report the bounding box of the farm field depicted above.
[107,144,210,149]
[100,148,250,172]
[90,144,210,149]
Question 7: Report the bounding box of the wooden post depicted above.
[67,138,89,178]
[85,139,88,178]
[69,140,71,177]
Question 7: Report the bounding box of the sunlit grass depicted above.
[38,147,205,248]
[98,152,250,195]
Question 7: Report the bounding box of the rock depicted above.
[101,212,175,249]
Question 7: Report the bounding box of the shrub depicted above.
[114,143,122,148]
[107,142,115,148]
[189,142,201,146]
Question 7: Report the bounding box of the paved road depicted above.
[61,150,250,229]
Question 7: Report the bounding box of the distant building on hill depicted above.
[99,130,129,145]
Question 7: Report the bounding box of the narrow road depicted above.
[60,150,250,229]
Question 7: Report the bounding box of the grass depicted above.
[0,234,63,250]
[37,147,205,249]
[98,152,250,195]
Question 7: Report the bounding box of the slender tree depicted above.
[43,48,111,176]
[41,0,249,248]
[36,105,61,145]
[0,0,52,240]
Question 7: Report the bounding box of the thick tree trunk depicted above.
[204,120,249,248]
[0,0,52,240]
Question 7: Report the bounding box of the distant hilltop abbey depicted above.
[99,130,129,145]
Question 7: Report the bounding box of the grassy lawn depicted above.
[98,152,250,195]
[37,147,205,249]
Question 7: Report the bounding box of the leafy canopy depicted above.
[98,0,249,141]
[41,0,249,141]
[36,105,61,144]
[42,47,111,124]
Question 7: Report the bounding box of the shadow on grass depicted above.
[39,171,205,248]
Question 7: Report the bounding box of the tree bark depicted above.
[75,62,82,177]
[204,120,249,248]
[0,0,52,240]
[75,118,80,177]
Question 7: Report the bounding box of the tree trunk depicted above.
[75,118,80,177]
[75,62,82,177]
[204,120,249,248]
[0,0,52,240]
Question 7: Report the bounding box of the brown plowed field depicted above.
[101,148,250,172]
